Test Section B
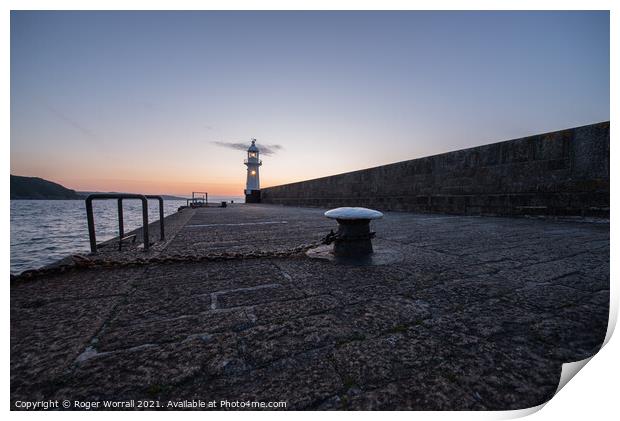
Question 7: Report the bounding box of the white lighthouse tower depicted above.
[244,139,262,203]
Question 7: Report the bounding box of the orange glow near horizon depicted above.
[10,138,385,197]
[9,166,313,197]
[50,176,246,197]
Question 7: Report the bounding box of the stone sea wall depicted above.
[260,122,609,216]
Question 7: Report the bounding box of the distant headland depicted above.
[10,175,186,200]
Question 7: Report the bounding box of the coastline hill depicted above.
[11,174,188,200]
[11,175,82,200]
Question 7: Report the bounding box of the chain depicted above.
[11,231,340,283]
[320,229,375,243]
[321,229,340,245]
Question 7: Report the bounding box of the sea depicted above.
[10,197,243,274]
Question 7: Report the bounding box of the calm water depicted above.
[10,197,242,274]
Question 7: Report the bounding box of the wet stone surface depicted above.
[10,204,609,410]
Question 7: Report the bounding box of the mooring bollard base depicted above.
[333,218,375,257]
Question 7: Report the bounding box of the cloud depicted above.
[211,140,284,156]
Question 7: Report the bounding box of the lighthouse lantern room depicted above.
[244,139,262,203]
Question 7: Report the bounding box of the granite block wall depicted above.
[260,122,609,216]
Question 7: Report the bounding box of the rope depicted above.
[11,231,339,283]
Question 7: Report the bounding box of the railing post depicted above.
[146,195,165,241]
[158,198,165,241]
[140,196,150,251]
[117,198,124,251]
[86,197,97,253]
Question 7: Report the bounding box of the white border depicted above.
[3,2,616,420]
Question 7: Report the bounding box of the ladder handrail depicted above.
[85,193,164,253]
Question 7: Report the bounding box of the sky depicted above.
[10,11,609,196]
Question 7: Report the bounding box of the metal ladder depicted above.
[85,194,165,253]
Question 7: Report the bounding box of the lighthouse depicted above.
[244,138,262,203]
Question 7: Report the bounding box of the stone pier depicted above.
[10,204,609,410]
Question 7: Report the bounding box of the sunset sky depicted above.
[10,11,609,196]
